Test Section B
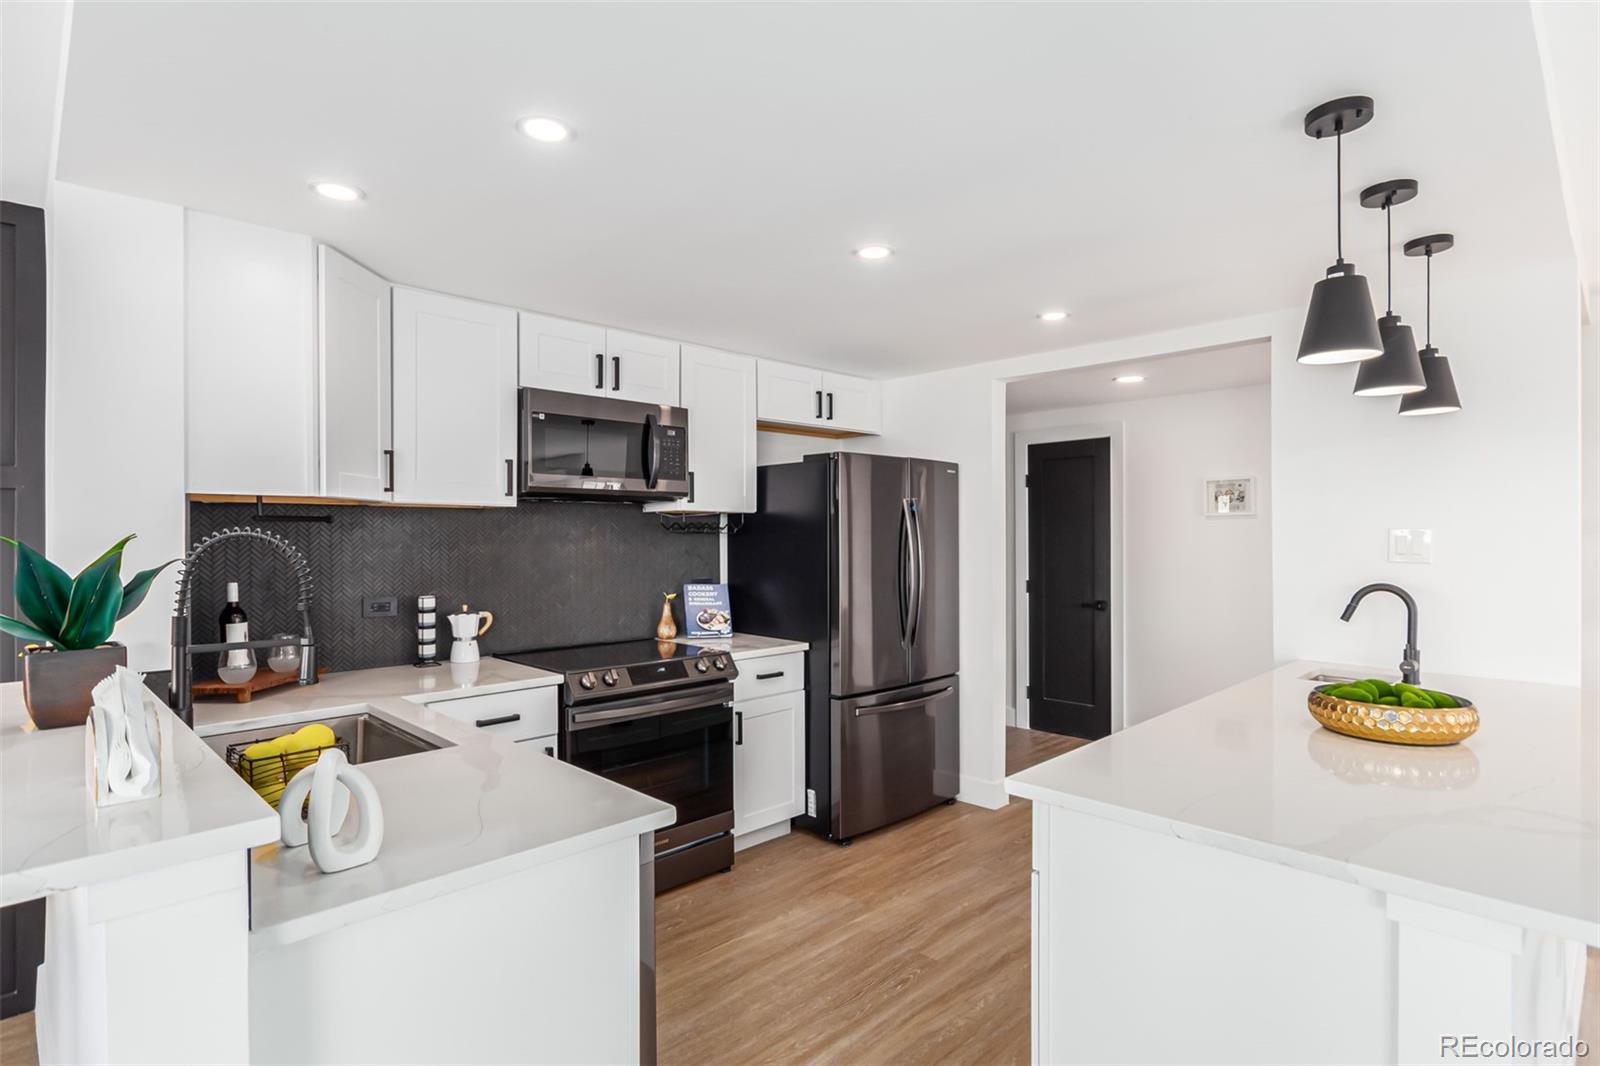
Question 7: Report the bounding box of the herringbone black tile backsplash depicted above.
[186,501,720,673]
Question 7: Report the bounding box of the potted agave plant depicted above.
[0,535,175,729]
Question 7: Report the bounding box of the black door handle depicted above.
[826,392,834,420]
[595,353,604,389]
[1080,600,1108,611]
[383,448,395,493]
[612,355,621,391]
[735,710,743,745]
[505,458,514,497]
[543,744,555,757]
[755,670,784,680]
[815,390,823,418]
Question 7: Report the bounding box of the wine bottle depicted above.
[217,581,256,683]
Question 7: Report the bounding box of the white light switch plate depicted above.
[1388,528,1433,564]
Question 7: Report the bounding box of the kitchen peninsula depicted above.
[1007,662,1598,1065]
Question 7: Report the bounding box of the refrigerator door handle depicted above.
[906,499,925,647]
[853,686,953,716]
[898,498,913,645]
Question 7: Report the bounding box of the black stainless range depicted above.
[498,639,738,893]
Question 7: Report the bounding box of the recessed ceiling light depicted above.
[854,245,893,261]
[310,181,364,202]
[1038,310,1069,322]
[518,116,572,143]
[1113,374,1145,384]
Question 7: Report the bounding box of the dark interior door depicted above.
[1,200,47,1020]
[1026,438,1111,739]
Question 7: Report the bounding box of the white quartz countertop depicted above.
[190,660,673,947]
[674,632,809,661]
[0,682,278,907]
[1006,661,1599,945]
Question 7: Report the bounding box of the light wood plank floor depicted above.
[5,726,1593,1065]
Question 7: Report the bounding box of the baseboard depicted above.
[957,775,1009,810]
[733,821,791,852]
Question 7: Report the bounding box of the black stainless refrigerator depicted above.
[729,452,959,843]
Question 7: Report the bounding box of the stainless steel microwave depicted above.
[517,388,689,501]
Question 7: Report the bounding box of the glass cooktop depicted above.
[497,639,714,674]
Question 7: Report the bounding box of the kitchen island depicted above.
[190,659,675,1065]
[1006,662,1597,1065]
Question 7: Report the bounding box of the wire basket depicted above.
[226,738,351,806]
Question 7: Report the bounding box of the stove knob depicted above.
[695,657,711,673]
[602,668,620,687]
[713,655,729,670]
[578,672,597,691]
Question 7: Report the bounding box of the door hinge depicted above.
[1025,579,1030,593]
[1024,475,1030,488]
[1026,684,1033,700]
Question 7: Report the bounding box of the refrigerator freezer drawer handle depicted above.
[853,686,953,716]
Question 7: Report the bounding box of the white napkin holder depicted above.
[278,748,384,874]
[84,687,164,809]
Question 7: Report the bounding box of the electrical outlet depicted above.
[362,596,398,618]
[806,788,817,818]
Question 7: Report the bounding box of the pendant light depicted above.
[1297,97,1384,364]
[1398,234,1462,415]
[1353,179,1427,396]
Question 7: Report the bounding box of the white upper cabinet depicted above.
[604,329,680,406]
[820,371,882,434]
[757,359,882,434]
[518,314,680,406]
[318,247,392,502]
[391,287,518,507]
[184,211,317,495]
[518,312,607,396]
[756,359,825,425]
[645,345,757,515]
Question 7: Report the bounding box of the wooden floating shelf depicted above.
[756,421,871,440]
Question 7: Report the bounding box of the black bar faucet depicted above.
[1339,583,1420,684]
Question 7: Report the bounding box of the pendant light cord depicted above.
[1385,198,1393,314]
[1335,129,1343,262]
[1425,250,1432,347]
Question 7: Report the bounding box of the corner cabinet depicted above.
[184,212,318,495]
[518,313,680,406]
[644,345,756,515]
[391,287,519,507]
[756,359,881,435]
[318,247,392,501]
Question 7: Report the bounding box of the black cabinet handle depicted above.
[612,355,621,391]
[475,712,521,728]
[815,390,823,418]
[543,744,554,757]
[688,470,696,504]
[826,392,834,420]
[735,710,743,745]
[595,353,604,389]
[756,670,784,680]
[1080,600,1108,611]
[383,449,395,493]
[505,458,515,497]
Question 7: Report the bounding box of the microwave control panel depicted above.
[656,425,687,478]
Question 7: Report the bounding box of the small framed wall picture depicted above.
[1205,477,1255,517]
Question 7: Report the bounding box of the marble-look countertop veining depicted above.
[187,658,672,947]
[1006,661,1600,945]
[674,632,809,661]
[0,682,278,907]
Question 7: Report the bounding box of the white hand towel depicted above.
[89,667,158,798]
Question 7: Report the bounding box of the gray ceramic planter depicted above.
[21,645,128,729]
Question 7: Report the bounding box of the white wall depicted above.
[46,181,186,671]
[1009,384,1274,728]
[1583,285,1598,714]
[1272,261,1584,684]
[0,0,70,207]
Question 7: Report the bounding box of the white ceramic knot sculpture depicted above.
[278,748,384,873]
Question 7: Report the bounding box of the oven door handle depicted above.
[569,689,731,729]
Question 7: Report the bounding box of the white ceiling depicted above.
[53,2,1578,378]
[1006,341,1271,414]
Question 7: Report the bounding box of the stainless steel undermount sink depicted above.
[204,710,449,765]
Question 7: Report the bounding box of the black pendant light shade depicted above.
[1298,97,1383,365]
[1353,179,1425,396]
[1355,314,1427,395]
[1299,263,1385,364]
[1397,233,1461,415]
[1397,347,1461,415]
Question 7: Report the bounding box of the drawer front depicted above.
[424,686,559,742]
[733,652,804,701]
[515,732,559,758]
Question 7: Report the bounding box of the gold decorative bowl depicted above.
[1307,684,1478,746]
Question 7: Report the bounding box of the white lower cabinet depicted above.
[733,687,805,838]
[416,685,558,744]
[391,287,519,507]
[518,733,559,758]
